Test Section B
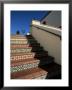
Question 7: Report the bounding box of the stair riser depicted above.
[11,41,37,44]
[39,60,54,66]
[11,48,43,53]
[11,39,36,42]
[11,54,48,61]
[11,44,40,48]
[11,36,26,39]
[11,48,32,53]
[11,45,29,48]
[11,67,48,79]
[11,36,33,39]
[11,61,40,73]
[11,53,35,60]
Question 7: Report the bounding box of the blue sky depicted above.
[11,11,48,35]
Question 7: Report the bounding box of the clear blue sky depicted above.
[11,11,48,35]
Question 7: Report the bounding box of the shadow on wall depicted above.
[26,35,61,79]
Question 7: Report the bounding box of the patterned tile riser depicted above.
[11,36,27,39]
[10,35,50,79]
[11,41,28,44]
[11,36,32,39]
[11,39,28,41]
[11,48,42,53]
[11,38,33,40]
[11,62,40,73]
[11,54,35,61]
[11,39,35,42]
[11,48,32,53]
[11,45,30,48]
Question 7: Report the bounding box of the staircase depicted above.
[11,35,61,79]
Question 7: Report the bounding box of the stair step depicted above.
[11,67,48,79]
[11,38,36,42]
[11,56,54,67]
[11,40,37,44]
[11,46,43,50]
[11,47,43,53]
[11,35,26,39]
[11,44,41,48]
[11,44,30,48]
[11,48,32,53]
[11,52,35,60]
[28,43,40,46]
[11,35,33,39]
[11,59,40,73]
[40,62,61,79]
[11,52,48,61]
[11,44,41,49]
[38,56,54,66]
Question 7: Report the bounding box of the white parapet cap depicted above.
[32,20,61,36]
[32,20,40,25]
[32,20,61,32]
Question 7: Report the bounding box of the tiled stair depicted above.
[11,35,61,79]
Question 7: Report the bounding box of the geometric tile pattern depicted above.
[10,35,48,79]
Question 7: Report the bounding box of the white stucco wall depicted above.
[31,20,61,65]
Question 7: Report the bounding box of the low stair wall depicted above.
[31,20,61,65]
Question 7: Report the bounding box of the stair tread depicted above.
[11,35,34,40]
[39,62,61,78]
[11,44,40,48]
[11,55,54,66]
[11,58,39,67]
[11,46,43,50]
[11,35,33,38]
[11,36,26,39]
[11,47,32,49]
[11,51,48,56]
[11,38,34,40]
[11,67,48,79]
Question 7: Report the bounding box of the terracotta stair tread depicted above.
[11,41,38,45]
[11,51,48,56]
[11,46,43,49]
[11,39,36,42]
[11,47,32,50]
[11,52,35,56]
[11,43,40,46]
[11,67,48,79]
[11,58,40,67]
[11,52,48,60]
[11,44,40,48]
[11,44,30,48]
[11,58,37,63]
[11,36,26,39]
[11,47,44,53]
[11,40,37,43]
[11,55,54,66]
[11,47,43,50]
[39,62,61,78]
[11,35,33,38]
